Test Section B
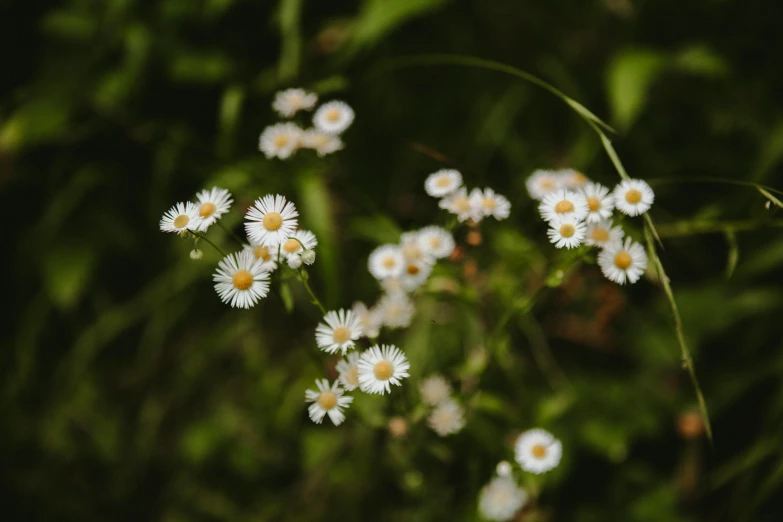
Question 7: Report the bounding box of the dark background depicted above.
[2,0,783,520]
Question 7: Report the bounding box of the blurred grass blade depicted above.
[278,0,303,81]
[758,187,783,208]
[654,219,783,237]
[725,230,739,279]
[647,177,783,198]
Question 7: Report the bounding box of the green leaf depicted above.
[606,48,668,130]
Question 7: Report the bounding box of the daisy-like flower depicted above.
[304,379,353,426]
[424,169,463,197]
[400,231,435,265]
[352,301,382,338]
[159,202,203,234]
[546,215,586,249]
[584,219,624,248]
[377,293,415,328]
[272,88,318,117]
[313,100,354,134]
[213,251,271,309]
[301,128,344,156]
[514,428,563,475]
[580,182,614,223]
[428,399,465,436]
[315,309,364,355]
[613,179,654,216]
[538,189,589,223]
[440,187,482,222]
[478,476,528,521]
[280,229,318,260]
[194,187,233,232]
[558,168,590,190]
[475,188,511,220]
[380,277,407,296]
[336,352,361,391]
[417,226,455,259]
[526,169,562,200]
[357,344,410,395]
[419,374,452,406]
[400,259,433,292]
[258,122,303,159]
[598,237,648,284]
[242,242,278,272]
[245,194,299,246]
[368,244,404,280]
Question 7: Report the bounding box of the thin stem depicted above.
[655,219,783,238]
[297,269,327,315]
[217,221,246,247]
[191,232,227,257]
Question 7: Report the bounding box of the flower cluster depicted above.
[419,374,465,436]
[159,187,234,235]
[425,169,511,223]
[259,87,354,159]
[527,168,654,284]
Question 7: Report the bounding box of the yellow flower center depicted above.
[199,202,216,217]
[344,367,359,387]
[373,360,393,380]
[274,134,289,147]
[483,197,496,209]
[406,264,419,275]
[317,391,337,410]
[262,211,283,231]
[540,178,555,190]
[382,256,397,269]
[587,197,600,212]
[402,243,421,260]
[232,270,253,290]
[614,252,632,269]
[173,214,190,228]
[591,228,609,242]
[283,238,301,253]
[332,326,351,344]
[625,189,642,204]
[532,444,547,458]
[429,237,441,248]
[555,200,574,214]
[253,245,271,261]
[571,172,588,185]
[454,197,471,212]
[435,174,451,188]
[559,224,575,238]
[326,108,341,122]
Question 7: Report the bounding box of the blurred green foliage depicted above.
[3,0,783,520]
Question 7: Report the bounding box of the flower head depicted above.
[598,237,648,284]
[476,188,511,220]
[159,202,203,234]
[558,168,590,190]
[315,309,364,355]
[613,179,654,216]
[424,169,463,197]
[417,226,455,259]
[368,244,404,280]
[478,476,528,521]
[242,242,278,272]
[245,194,299,246]
[546,214,586,249]
[272,88,318,117]
[305,379,353,426]
[514,428,562,474]
[440,187,481,222]
[258,122,303,159]
[336,352,361,391]
[352,301,382,339]
[584,219,624,248]
[194,187,233,232]
[377,293,415,328]
[280,229,318,260]
[580,182,614,223]
[400,259,433,292]
[212,251,271,309]
[526,169,562,200]
[301,128,344,156]
[428,399,465,436]
[357,344,410,394]
[539,189,589,223]
[419,374,452,406]
[313,100,354,134]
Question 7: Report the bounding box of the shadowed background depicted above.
[2,0,783,520]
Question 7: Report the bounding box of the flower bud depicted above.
[287,254,303,269]
[189,249,203,260]
[301,249,317,265]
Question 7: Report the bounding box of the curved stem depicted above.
[217,221,246,247]
[191,232,227,257]
[297,269,327,315]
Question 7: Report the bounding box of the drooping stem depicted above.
[217,221,246,247]
[191,232,227,257]
[297,269,327,315]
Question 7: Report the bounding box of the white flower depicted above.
[377,293,415,328]
[495,461,512,478]
[440,187,481,222]
[189,249,203,260]
[558,168,590,190]
[357,344,410,395]
[301,249,316,265]
[287,254,302,269]
[424,169,463,197]
[546,215,586,249]
[613,179,655,216]
[476,188,511,220]
[400,231,435,265]
[368,244,404,280]
[514,428,562,475]
[428,399,465,436]
[400,259,433,292]
[245,194,299,246]
[380,277,407,296]
[242,242,278,272]
[538,189,589,223]
[213,251,271,309]
[272,88,318,117]
[419,374,452,406]
[258,122,303,159]
[302,128,344,156]
[305,379,353,426]
[526,169,562,200]
[417,226,455,259]
[159,202,203,234]
[598,237,648,284]
[280,229,318,259]
[580,182,614,223]
[352,301,382,338]
[478,476,528,521]
[313,100,354,134]
[335,352,361,391]
[315,309,363,355]
[584,219,624,248]
[193,187,233,232]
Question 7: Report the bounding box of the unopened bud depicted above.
[189,249,203,260]
[301,249,317,265]
[496,461,512,477]
[287,254,303,269]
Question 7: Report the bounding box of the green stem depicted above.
[217,221,246,247]
[191,232,227,257]
[654,219,783,238]
[297,269,327,315]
